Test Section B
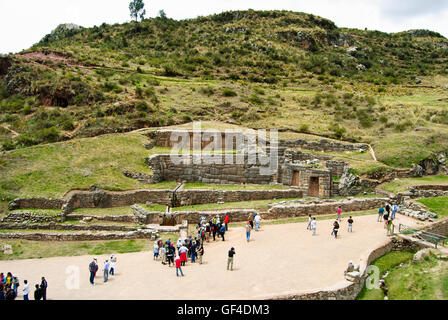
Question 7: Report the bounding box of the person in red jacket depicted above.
[224,214,230,231]
[175,256,184,277]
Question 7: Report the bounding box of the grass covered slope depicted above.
[0,131,177,201]
[0,10,447,169]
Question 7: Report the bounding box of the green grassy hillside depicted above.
[0,10,447,168]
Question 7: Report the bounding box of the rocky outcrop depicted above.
[338,167,362,196]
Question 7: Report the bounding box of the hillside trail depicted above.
[1,124,20,138]
[368,144,378,162]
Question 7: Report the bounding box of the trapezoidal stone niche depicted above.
[281,163,332,198]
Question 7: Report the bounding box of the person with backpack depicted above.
[197,246,204,265]
[220,224,226,241]
[331,220,340,239]
[348,216,354,233]
[227,247,236,271]
[246,221,252,242]
[34,284,42,300]
[89,258,97,286]
[167,244,175,267]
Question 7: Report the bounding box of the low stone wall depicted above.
[0,223,138,232]
[278,138,369,153]
[175,189,302,206]
[66,214,135,223]
[0,230,158,241]
[266,198,388,219]
[270,236,424,300]
[423,218,448,236]
[8,198,64,211]
[412,184,448,191]
[132,206,258,225]
[1,212,61,223]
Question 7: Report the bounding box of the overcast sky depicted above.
[1,0,448,54]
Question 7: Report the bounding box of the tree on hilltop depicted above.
[129,0,146,22]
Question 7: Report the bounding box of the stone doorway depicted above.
[308,177,320,197]
[291,171,300,187]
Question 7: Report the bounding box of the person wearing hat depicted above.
[227,247,236,271]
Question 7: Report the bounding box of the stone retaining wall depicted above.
[175,189,302,206]
[132,206,258,225]
[423,218,448,236]
[8,198,64,211]
[266,198,388,219]
[66,214,135,223]
[0,223,138,232]
[0,230,158,241]
[278,138,369,153]
[2,212,61,223]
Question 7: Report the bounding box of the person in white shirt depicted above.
[23,280,29,300]
[307,215,312,230]
[110,255,117,275]
[311,218,317,236]
[254,214,262,231]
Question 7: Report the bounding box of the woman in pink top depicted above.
[337,206,342,221]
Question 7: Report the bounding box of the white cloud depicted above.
[1,0,447,54]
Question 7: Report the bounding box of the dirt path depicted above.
[1,124,19,138]
[0,214,419,300]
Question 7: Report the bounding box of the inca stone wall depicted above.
[281,163,332,198]
[2,212,60,223]
[0,230,158,241]
[266,198,388,219]
[278,138,369,153]
[175,189,302,206]
[148,154,277,185]
[8,198,64,211]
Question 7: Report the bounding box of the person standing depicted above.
[246,222,252,242]
[385,203,391,216]
[160,245,167,265]
[224,214,230,231]
[197,246,204,265]
[220,224,226,241]
[212,223,217,241]
[254,214,262,231]
[337,206,342,221]
[248,214,254,229]
[89,258,97,286]
[348,216,354,233]
[167,244,175,267]
[109,255,117,276]
[378,205,385,222]
[191,241,197,263]
[392,204,398,220]
[179,244,188,267]
[103,260,110,283]
[40,277,48,300]
[307,215,312,230]
[331,220,340,239]
[383,211,390,229]
[311,218,317,235]
[175,256,184,277]
[227,247,236,271]
[34,284,42,301]
[12,276,19,298]
[23,280,29,301]
[154,241,160,261]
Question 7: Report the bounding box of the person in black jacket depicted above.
[34,284,42,300]
[331,221,340,239]
[40,277,48,300]
[5,286,15,300]
[227,248,236,271]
